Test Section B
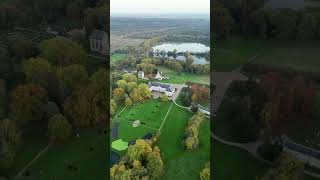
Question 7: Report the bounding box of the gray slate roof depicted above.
[90,30,108,40]
[148,82,174,92]
[285,141,320,159]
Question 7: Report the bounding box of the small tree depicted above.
[48,114,72,141]
[125,98,133,106]
[160,95,169,102]
[200,162,210,180]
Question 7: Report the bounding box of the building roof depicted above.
[90,30,108,40]
[148,82,174,92]
[284,140,320,159]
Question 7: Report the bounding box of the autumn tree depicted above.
[122,73,137,83]
[125,98,133,106]
[63,69,108,127]
[56,64,88,100]
[0,118,21,168]
[110,99,117,116]
[200,162,210,180]
[22,57,54,89]
[39,38,87,66]
[47,114,72,141]
[113,88,125,102]
[260,153,304,180]
[138,83,151,99]
[9,84,48,126]
[111,139,164,179]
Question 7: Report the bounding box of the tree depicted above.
[200,162,210,180]
[0,80,7,119]
[9,84,48,126]
[260,153,304,180]
[130,89,142,104]
[84,5,108,34]
[111,139,164,179]
[213,1,234,39]
[138,83,151,99]
[122,73,137,83]
[186,53,194,66]
[160,95,169,102]
[111,99,117,116]
[22,57,54,89]
[56,64,88,100]
[8,36,36,62]
[297,13,318,40]
[0,118,21,168]
[39,38,87,66]
[116,80,127,91]
[63,69,108,127]
[125,98,133,106]
[47,114,72,141]
[0,48,12,80]
[113,88,125,102]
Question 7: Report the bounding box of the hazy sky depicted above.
[111,0,210,15]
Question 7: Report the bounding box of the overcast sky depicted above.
[111,0,210,16]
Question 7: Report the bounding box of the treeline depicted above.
[0,37,108,169]
[0,0,108,33]
[214,0,320,41]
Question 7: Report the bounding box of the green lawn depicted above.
[114,99,171,129]
[111,54,126,62]
[213,36,265,71]
[253,41,320,73]
[17,127,107,180]
[214,141,267,180]
[157,105,210,180]
[0,125,47,178]
[157,66,209,85]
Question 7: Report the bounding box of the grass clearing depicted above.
[111,54,126,62]
[5,126,107,180]
[157,66,209,85]
[115,99,171,129]
[213,36,265,71]
[253,41,320,73]
[157,105,210,180]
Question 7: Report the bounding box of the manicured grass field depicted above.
[0,125,47,178]
[254,41,320,73]
[18,127,107,180]
[213,36,265,71]
[157,105,210,180]
[111,54,126,62]
[114,120,157,142]
[214,141,267,180]
[157,66,210,85]
[115,99,171,129]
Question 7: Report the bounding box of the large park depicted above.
[213,0,320,179]
[110,15,211,179]
[0,0,109,179]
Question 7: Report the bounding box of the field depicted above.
[214,36,320,74]
[111,54,126,62]
[213,36,265,71]
[214,141,267,180]
[157,105,210,180]
[1,126,107,180]
[253,41,320,73]
[114,99,172,130]
[111,99,210,180]
[157,66,210,85]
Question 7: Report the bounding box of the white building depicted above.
[138,71,145,79]
[197,104,210,116]
[89,30,109,55]
[148,82,175,97]
[155,71,163,80]
[280,135,320,168]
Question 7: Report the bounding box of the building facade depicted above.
[89,30,109,55]
[148,82,175,97]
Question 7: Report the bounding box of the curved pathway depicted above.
[211,132,320,178]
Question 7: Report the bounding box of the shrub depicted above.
[48,114,72,141]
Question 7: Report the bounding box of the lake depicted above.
[152,43,210,64]
[153,43,210,53]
